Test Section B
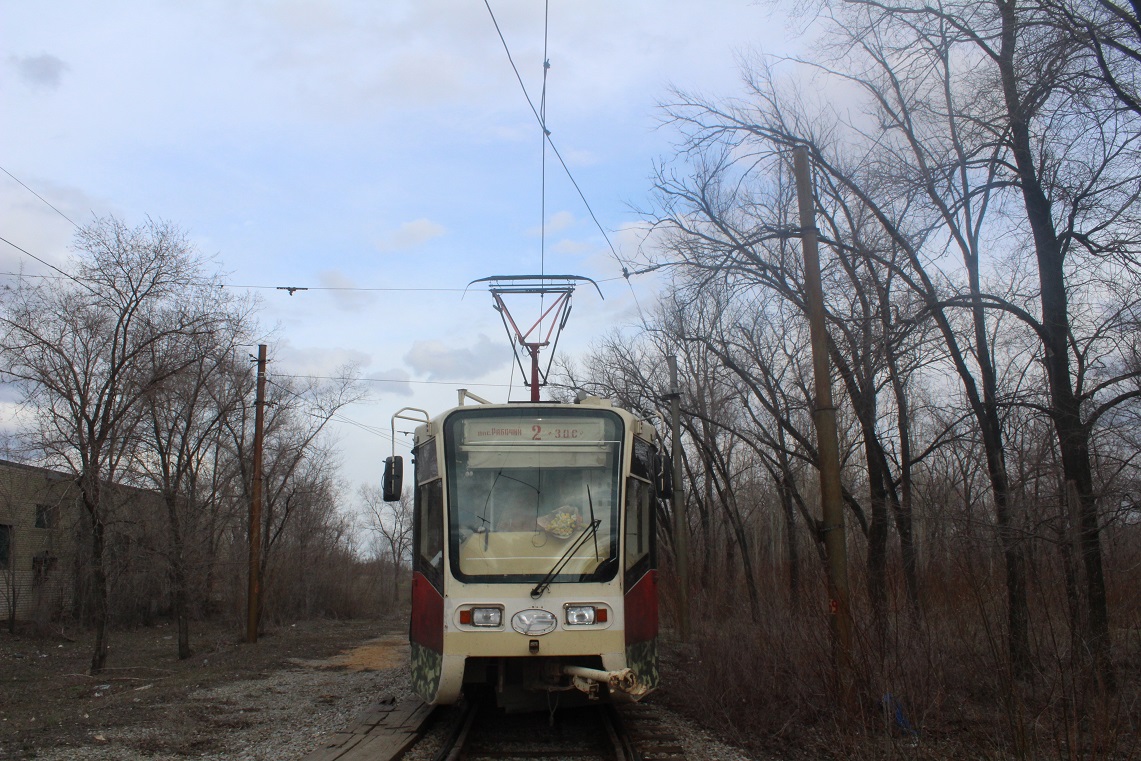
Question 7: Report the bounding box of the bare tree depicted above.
[645,0,1141,691]
[1044,0,1141,116]
[0,216,228,673]
[360,484,413,602]
[132,298,256,658]
[222,362,364,635]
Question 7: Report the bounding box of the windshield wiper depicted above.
[586,485,599,560]
[530,518,601,599]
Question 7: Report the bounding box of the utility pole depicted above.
[793,146,852,681]
[246,344,267,644]
[666,355,689,641]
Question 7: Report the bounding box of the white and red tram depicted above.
[384,394,663,710]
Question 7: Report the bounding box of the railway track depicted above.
[434,700,623,760]
[303,695,688,761]
[432,698,687,761]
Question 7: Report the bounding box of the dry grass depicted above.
[658,559,1141,760]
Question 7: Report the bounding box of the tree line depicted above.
[562,0,1141,753]
[0,216,408,674]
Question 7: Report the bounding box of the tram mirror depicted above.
[382,456,404,502]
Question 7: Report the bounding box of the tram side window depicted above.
[624,477,653,575]
[417,439,438,481]
[631,439,653,482]
[414,440,443,584]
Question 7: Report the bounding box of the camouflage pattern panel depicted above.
[625,637,660,692]
[624,569,659,696]
[409,572,444,703]
[410,641,443,703]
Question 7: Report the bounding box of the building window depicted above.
[0,524,10,570]
[35,504,58,529]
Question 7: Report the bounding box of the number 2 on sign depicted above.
[532,425,542,440]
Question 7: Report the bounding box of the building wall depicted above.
[0,460,80,623]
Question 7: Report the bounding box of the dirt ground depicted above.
[0,616,408,760]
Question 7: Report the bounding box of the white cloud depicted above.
[527,210,576,237]
[318,269,356,289]
[404,333,511,381]
[364,367,413,398]
[0,0,796,487]
[0,180,108,276]
[374,219,446,252]
[272,341,372,379]
[318,269,371,311]
[551,238,592,256]
[559,147,597,167]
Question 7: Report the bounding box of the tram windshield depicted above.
[444,408,623,584]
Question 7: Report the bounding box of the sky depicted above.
[1,1,802,498]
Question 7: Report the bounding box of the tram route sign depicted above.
[462,418,607,444]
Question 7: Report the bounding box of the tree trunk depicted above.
[174,576,191,660]
[171,552,192,660]
[778,472,801,611]
[727,514,762,621]
[89,515,109,675]
[890,490,920,618]
[886,314,920,618]
[997,0,1113,688]
[164,493,193,660]
[865,443,890,630]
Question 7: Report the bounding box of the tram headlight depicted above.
[471,607,502,627]
[565,605,604,625]
[459,606,503,627]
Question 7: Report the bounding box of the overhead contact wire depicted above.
[0,235,100,297]
[0,165,80,228]
[483,0,630,277]
[540,0,550,338]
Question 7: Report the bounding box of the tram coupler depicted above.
[560,665,647,699]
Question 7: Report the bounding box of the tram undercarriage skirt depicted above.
[560,665,648,699]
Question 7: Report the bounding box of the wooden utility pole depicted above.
[246,343,267,644]
[793,146,852,676]
[666,355,690,641]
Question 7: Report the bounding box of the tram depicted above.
[383,392,665,710]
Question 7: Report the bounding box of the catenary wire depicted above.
[0,235,100,296]
[272,372,511,388]
[1,259,655,295]
[3,137,658,298]
[540,0,550,280]
[3,119,651,295]
[0,165,80,228]
[0,266,467,294]
[482,0,632,276]
[263,376,395,445]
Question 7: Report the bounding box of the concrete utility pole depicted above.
[666,355,690,641]
[246,344,267,644]
[792,146,852,675]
